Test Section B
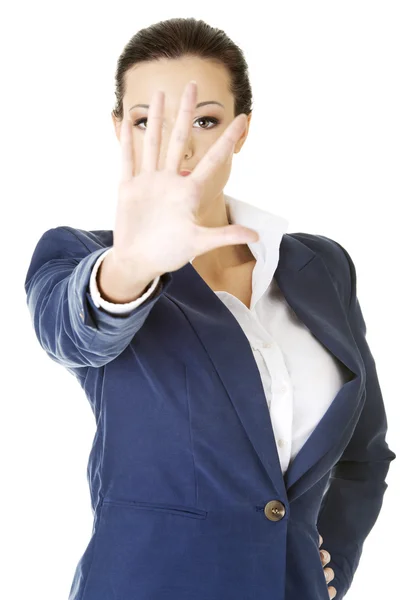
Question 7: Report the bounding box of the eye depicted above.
[194,116,220,129]
[133,116,220,130]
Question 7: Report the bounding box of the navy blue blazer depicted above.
[24,225,396,600]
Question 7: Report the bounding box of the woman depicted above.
[24,17,395,600]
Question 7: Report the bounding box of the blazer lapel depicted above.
[165,233,366,502]
[274,235,366,499]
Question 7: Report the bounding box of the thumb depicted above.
[195,224,260,256]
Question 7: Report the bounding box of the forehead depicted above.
[124,57,232,109]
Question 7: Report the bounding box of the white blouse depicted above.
[89,194,350,474]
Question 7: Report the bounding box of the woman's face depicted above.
[112,56,251,218]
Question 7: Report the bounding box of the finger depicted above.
[194,223,259,257]
[319,535,323,547]
[320,550,331,566]
[120,115,134,183]
[141,89,164,173]
[328,585,337,598]
[164,80,197,173]
[190,113,247,187]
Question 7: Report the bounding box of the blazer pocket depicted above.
[102,497,208,520]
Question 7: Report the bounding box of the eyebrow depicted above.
[128,100,224,111]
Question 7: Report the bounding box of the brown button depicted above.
[264,500,286,521]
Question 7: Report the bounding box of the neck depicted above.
[192,191,255,279]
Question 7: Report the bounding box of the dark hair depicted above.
[111,17,253,122]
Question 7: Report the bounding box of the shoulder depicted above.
[28,225,113,257]
[288,231,353,309]
[54,226,113,252]
[25,226,113,289]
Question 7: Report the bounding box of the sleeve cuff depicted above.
[89,248,161,315]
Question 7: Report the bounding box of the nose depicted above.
[158,130,192,162]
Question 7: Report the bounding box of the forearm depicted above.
[97,248,157,303]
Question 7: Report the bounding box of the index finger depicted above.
[190,113,247,187]
[120,114,134,183]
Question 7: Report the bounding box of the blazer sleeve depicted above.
[316,238,397,600]
[24,226,173,370]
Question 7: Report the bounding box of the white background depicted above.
[1,1,399,598]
